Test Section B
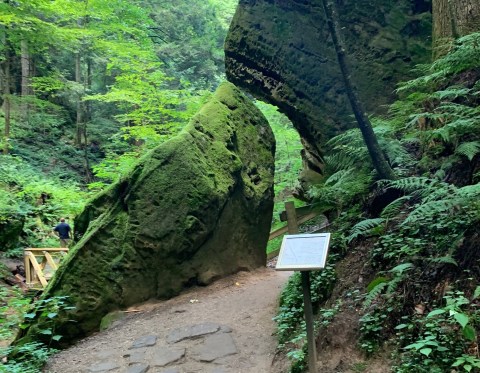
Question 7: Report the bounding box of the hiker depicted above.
[54,218,71,248]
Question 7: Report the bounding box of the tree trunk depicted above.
[83,56,93,183]
[75,52,84,146]
[433,0,480,58]
[21,39,33,122]
[21,39,33,96]
[321,0,396,180]
[1,37,12,155]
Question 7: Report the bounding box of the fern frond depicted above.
[325,168,355,186]
[389,262,414,274]
[380,139,415,168]
[324,152,356,171]
[381,196,412,219]
[431,86,471,100]
[326,128,362,147]
[363,281,388,309]
[457,183,480,198]
[402,199,456,226]
[429,117,478,143]
[387,276,403,295]
[455,141,480,161]
[383,177,445,198]
[422,184,457,203]
[347,218,386,243]
[426,256,458,266]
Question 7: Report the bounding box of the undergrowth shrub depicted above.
[0,292,75,373]
[274,258,337,371]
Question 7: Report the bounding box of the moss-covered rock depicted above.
[18,82,275,345]
[225,0,431,174]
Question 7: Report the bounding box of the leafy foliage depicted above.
[275,30,480,373]
[347,218,385,243]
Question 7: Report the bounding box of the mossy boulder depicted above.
[225,0,431,176]
[19,82,275,345]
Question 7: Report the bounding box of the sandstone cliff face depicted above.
[20,82,275,344]
[225,0,431,177]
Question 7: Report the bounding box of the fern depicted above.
[364,281,388,309]
[431,86,472,100]
[389,262,414,274]
[347,218,386,243]
[381,196,412,219]
[382,177,446,198]
[402,199,456,226]
[426,256,458,266]
[386,276,403,295]
[457,183,480,198]
[398,33,480,94]
[324,152,356,171]
[455,141,480,161]
[325,168,355,186]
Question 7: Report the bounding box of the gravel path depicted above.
[45,267,291,373]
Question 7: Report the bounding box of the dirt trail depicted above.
[45,267,291,373]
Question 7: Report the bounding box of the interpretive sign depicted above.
[275,233,331,271]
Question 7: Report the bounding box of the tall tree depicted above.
[321,0,396,180]
[0,0,69,153]
[433,0,480,58]
[0,34,12,155]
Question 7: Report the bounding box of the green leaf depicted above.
[395,323,408,330]
[40,329,52,335]
[452,360,463,367]
[454,313,469,328]
[47,312,58,319]
[390,263,414,274]
[52,335,63,341]
[473,286,480,300]
[427,309,446,318]
[23,313,36,319]
[420,348,432,356]
[464,364,472,372]
[463,325,476,341]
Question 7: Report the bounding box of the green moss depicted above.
[16,82,275,346]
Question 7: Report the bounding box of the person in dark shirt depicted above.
[54,218,71,248]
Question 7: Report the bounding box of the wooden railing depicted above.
[24,248,69,289]
[267,202,329,260]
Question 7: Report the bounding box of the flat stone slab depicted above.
[87,361,121,372]
[191,333,238,362]
[151,347,186,367]
[123,348,147,364]
[159,369,180,373]
[126,363,150,373]
[167,322,221,343]
[129,335,157,349]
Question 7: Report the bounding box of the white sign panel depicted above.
[275,233,331,271]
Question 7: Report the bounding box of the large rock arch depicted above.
[225,0,432,182]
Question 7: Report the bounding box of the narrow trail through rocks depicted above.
[46,267,291,373]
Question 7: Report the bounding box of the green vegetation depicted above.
[274,32,480,372]
[0,1,242,371]
[2,1,479,373]
[0,291,75,372]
